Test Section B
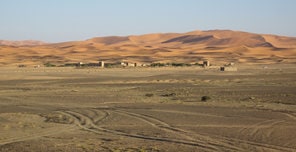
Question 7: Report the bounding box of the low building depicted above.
[34,65,40,68]
[79,62,84,65]
[127,62,137,67]
[203,60,210,67]
[220,66,238,71]
[98,61,105,68]
[229,62,235,66]
[121,62,137,67]
[121,62,126,66]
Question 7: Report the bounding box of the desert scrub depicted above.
[161,93,176,97]
[44,62,56,67]
[41,113,72,124]
[145,93,154,97]
[201,96,211,102]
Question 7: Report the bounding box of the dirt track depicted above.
[0,65,296,152]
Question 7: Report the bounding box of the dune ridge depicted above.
[0,30,296,66]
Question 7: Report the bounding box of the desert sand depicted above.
[0,64,296,152]
[0,30,296,66]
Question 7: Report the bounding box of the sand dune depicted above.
[0,30,296,66]
[87,36,129,45]
[263,35,296,48]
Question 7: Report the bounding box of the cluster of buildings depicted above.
[202,60,237,71]
[70,61,145,68]
[18,60,238,71]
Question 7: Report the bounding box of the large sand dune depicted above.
[1,30,296,66]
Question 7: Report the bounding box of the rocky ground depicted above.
[0,65,295,152]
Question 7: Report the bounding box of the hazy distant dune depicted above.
[0,40,46,46]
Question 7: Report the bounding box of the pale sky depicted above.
[0,0,295,42]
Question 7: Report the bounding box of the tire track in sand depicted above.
[117,109,295,152]
[282,112,296,121]
[62,109,241,151]
[201,133,295,152]
[58,108,295,151]
[239,119,285,137]
[0,124,76,146]
[114,110,244,151]
[59,109,220,151]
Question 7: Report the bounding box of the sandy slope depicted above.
[0,30,296,66]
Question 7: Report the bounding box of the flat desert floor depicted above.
[0,65,296,152]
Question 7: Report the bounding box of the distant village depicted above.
[18,60,237,71]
